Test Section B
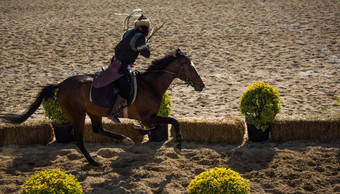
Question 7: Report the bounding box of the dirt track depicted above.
[0,0,339,193]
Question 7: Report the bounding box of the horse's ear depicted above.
[176,48,181,57]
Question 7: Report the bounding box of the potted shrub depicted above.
[148,91,172,142]
[239,81,281,141]
[42,89,73,143]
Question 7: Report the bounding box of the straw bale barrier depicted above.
[271,119,340,141]
[170,116,246,144]
[2,117,338,145]
[0,120,53,146]
[83,119,144,143]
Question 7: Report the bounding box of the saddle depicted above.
[90,68,137,109]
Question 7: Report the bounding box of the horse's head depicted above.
[174,49,205,91]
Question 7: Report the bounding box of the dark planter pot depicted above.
[247,123,270,142]
[52,123,74,143]
[148,124,169,142]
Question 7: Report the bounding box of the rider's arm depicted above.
[131,34,150,58]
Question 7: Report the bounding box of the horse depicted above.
[2,49,205,166]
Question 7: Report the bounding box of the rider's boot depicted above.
[107,95,125,123]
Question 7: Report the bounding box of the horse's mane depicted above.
[145,54,177,72]
[138,49,186,78]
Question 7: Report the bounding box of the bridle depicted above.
[178,57,201,87]
[148,54,202,88]
[156,56,201,88]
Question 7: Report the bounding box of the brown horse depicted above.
[2,49,205,166]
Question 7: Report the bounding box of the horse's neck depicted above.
[139,70,176,97]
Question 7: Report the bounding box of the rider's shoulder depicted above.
[123,28,144,39]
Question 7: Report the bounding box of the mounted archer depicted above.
[2,49,205,167]
[93,10,153,123]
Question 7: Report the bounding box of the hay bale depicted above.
[0,120,53,145]
[170,116,246,144]
[83,119,144,143]
[271,119,340,141]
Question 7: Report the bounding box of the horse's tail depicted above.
[1,84,58,124]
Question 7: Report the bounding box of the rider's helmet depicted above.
[134,14,150,36]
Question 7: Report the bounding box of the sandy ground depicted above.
[0,0,339,193]
[0,139,339,193]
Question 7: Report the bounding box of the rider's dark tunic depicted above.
[113,28,150,99]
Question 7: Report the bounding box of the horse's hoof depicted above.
[122,137,135,146]
[174,143,182,154]
[174,147,181,154]
[135,128,150,135]
[133,123,143,129]
[91,161,103,167]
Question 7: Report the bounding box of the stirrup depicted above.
[108,114,121,124]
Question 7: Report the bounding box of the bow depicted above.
[147,22,165,41]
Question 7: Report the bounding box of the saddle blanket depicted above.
[90,80,117,108]
[90,64,137,109]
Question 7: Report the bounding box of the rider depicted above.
[93,14,151,123]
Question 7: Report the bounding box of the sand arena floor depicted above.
[0,0,339,193]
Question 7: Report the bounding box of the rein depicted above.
[149,70,176,75]
[147,56,201,88]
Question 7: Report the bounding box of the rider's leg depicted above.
[107,75,129,123]
[107,95,125,123]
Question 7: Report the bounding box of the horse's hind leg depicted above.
[88,113,135,145]
[63,108,102,166]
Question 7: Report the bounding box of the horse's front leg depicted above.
[88,113,135,146]
[146,116,182,153]
[68,113,102,167]
[170,117,182,153]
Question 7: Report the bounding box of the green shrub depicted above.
[158,91,172,117]
[42,87,69,125]
[21,169,82,194]
[187,167,250,194]
[239,81,281,131]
